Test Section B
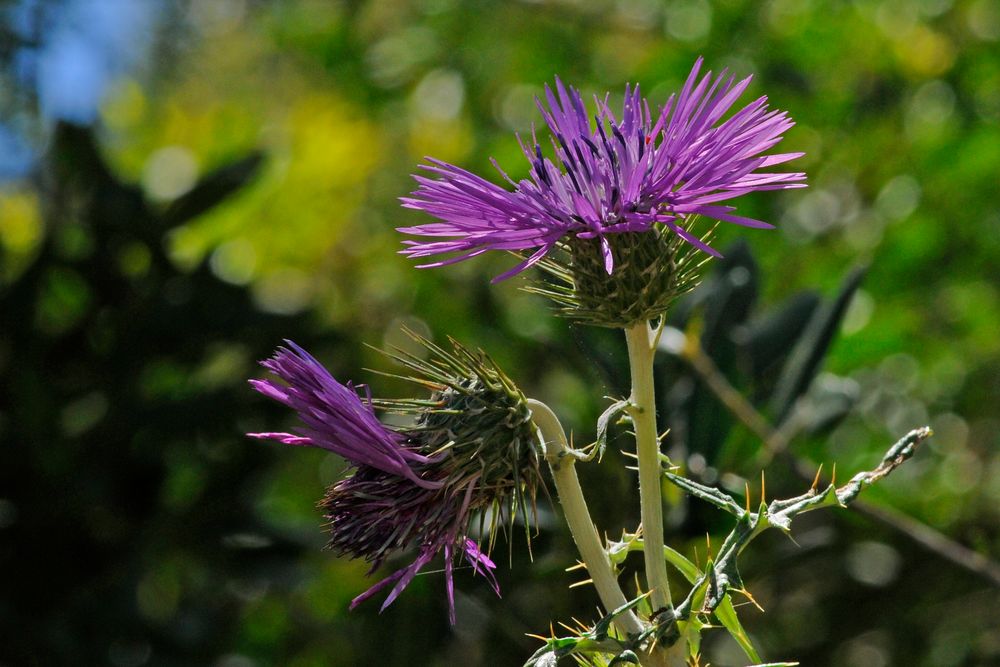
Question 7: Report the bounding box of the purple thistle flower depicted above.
[399,57,805,281]
[249,338,538,623]
[248,341,442,489]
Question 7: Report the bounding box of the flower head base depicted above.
[526,218,713,327]
[399,58,805,323]
[248,334,540,622]
[381,332,538,534]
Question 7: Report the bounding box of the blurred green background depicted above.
[1,0,998,665]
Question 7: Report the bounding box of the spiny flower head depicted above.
[398,58,805,326]
[248,335,541,622]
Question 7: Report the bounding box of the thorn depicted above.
[569,578,594,589]
[831,462,837,487]
[620,449,639,460]
[760,470,767,505]
[558,620,576,633]
[565,560,586,572]
[811,463,824,491]
[705,533,712,559]
[525,633,547,642]
[744,481,751,514]
[734,587,765,613]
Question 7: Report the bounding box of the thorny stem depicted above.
[624,322,674,613]
[660,427,933,636]
[676,329,1000,589]
[527,399,644,638]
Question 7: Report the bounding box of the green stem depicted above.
[527,399,644,638]
[624,322,673,613]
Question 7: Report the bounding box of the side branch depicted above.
[672,330,1000,589]
[659,427,934,641]
[527,399,644,637]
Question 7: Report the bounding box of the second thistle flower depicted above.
[249,334,541,623]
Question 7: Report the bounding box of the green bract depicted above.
[526,221,712,328]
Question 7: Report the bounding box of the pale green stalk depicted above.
[624,322,673,613]
[527,399,644,638]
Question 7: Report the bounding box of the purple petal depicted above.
[250,343,444,490]
[463,539,500,597]
[444,542,456,625]
[379,547,436,612]
[398,58,805,275]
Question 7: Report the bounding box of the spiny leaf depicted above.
[594,398,631,462]
[607,535,703,583]
[663,472,745,518]
[593,592,652,640]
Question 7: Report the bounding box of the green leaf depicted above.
[679,616,706,659]
[768,265,867,425]
[663,472,746,518]
[663,545,702,584]
[715,595,761,663]
[742,291,821,386]
[592,592,651,640]
[608,650,641,665]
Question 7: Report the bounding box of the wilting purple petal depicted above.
[350,567,405,611]
[249,342,443,490]
[400,58,805,277]
[444,542,456,624]
[246,432,312,446]
[463,539,500,596]
[379,547,436,612]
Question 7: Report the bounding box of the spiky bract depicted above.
[525,219,714,327]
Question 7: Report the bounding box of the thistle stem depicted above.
[527,399,644,638]
[624,322,673,613]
